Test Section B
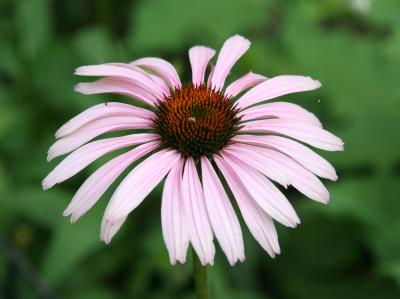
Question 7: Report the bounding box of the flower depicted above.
[43,35,343,266]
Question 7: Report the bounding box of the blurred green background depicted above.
[1,0,400,298]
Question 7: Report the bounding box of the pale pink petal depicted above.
[131,57,182,89]
[207,63,215,87]
[100,216,127,244]
[148,73,171,96]
[231,143,330,203]
[214,155,280,257]
[55,102,155,139]
[48,116,152,160]
[223,145,289,188]
[64,141,160,223]
[265,150,330,203]
[74,63,166,99]
[113,63,171,96]
[240,119,344,151]
[236,75,321,109]
[209,35,250,90]
[224,72,267,98]
[220,151,300,227]
[189,46,216,86]
[233,135,337,180]
[239,102,322,127]
[182,157,215,266]
[161,158,189,264]
[103,149,180,223]
[75,77,157,106]
[42,133,158,189]
[201,157,244,265]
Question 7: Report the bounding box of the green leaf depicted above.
[128,0,272,51]
[72,26,121,64]
[1,187,68,228]
[41,208,103,287]
[15,0,53,58]
[65,288,117,299]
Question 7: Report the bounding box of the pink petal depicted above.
[161,158,189,264]
[206,63,215,87]
[224,72,267,98]
[55,102,155,139]
[42,133,158,189]
[103,149,180,223]
[239,101,322,127]
[75,63,166,99]
[148,73,171,96]
[233,135,337,180]
[48,116,152,160]
[75,77,156,106]
[223,145,289,187]
[122,63,171,96]
[240,119,344,151]
[236,75,321,109]
[131,57,182,89]
[214,155,280,257]
[100,216,127,244]
[189,46,216,86]
[201,157,244,265]
[220,151,300,227]
[209,35,250,90]
[182,157,215,266]
[231,143,330,203]
[75,77,157,106]
[64,141,160,223]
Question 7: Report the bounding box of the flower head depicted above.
[43,35,343,266]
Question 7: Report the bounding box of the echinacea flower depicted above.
[43,35,343,266]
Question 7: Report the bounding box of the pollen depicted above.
[153,84,241,158]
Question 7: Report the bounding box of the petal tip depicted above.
[62,208,72,217]
[41,179,51,190]
[230,34,251,45]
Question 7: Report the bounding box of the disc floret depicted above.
[153,84,241,157]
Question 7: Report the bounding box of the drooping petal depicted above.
[239,102,322,127]
[236,75,321,109]
[209,35,250,90]
[74,77,157,106]
[75,63,166,99]
[240,119,344,151]
[201,157,244,265]
[233,135,337,180]
[182,157,215,266]
[48,116,152,160]
[114,63,171,96]
[224,72,267,98]
[207,63,215,87]
[103,149,180,223]
[229,143,330,203]
[42,133,158,189]
[132,57,182,89]
[214,155,280,257]
[189,46,216,86]
[220,151,300,227]
[148,73,171,96]
[161,158,189,264]
[55,102,155,139]
[223,145,289,187]
[64,141,160,223]
[100,216,127,244]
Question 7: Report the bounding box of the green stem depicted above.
[192,248,209,299]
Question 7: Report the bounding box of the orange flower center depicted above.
[153,84,241,157]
